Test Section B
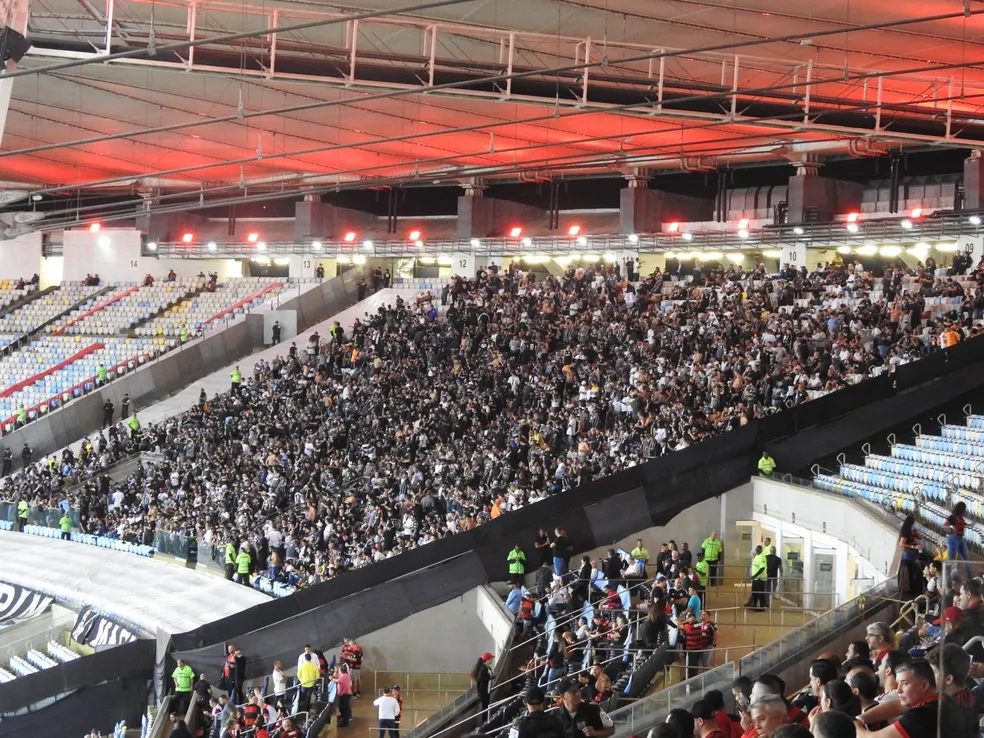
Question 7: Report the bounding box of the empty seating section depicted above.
[814,411,984,548]
[0,284,101,334]
[0,281,33,313]
[48,280,201,336]
[136,278,288,339]
[0,639,84,685]
[8,656,37,677]
[25,649,58,670]
[0,337,158,423]
[47,640,79,662]
[0,278,301,432]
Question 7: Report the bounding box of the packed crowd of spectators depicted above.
[2,255,983,595]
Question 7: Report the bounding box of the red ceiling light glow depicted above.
[846,212,860,223]
[181,233,194,243]
[344,231,357,242]
[246,232,259,243]
[408,230,421,241]
[737,218,750,230]
[509,227,523,238]
[567,225,581,236]
[667,222,680,233]
[911,208,923,218]
[89,223,101,233]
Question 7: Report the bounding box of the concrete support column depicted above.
[63,229,150,283]
[0,232,42,280]
[786,168,863,224]
[964,153,984,212]
[295,196,333,241]
[456,182,545,239]
[619,178,661,235]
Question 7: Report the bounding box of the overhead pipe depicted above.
[9,5,984,173]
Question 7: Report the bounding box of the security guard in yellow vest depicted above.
[507,545,526,585]
[231,367,242,395]
[16,499,28,532]
[235,545,252,586]
[179,325,190,343]
[746,545,769,611]
[16,407,25,427]
[695,553,709,588]
[127,414,140,436]
[224,541,236,580]
[171,658,196,716]
[757,451,775,477]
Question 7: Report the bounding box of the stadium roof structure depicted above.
[2,0,984,218]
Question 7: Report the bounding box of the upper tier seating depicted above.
[136,278,290,339]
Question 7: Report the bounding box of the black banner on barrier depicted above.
[0,582,52,624]
[71,607,137,647]
[0,678,147,738]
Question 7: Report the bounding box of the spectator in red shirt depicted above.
[341,638,364,698]
[692,699,727,738]
[705,690,742,738]
[279,717,302,738]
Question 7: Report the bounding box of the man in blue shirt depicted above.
[686,583,702,621]
[505,583,523,614]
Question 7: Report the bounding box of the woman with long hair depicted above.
[898,515,923,596]
[470,652,494,722]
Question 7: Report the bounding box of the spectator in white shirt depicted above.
[374,686,401,738]
[297,645,316,671]
[271,661,286,695]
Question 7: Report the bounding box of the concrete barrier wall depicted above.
[0,267,367,464]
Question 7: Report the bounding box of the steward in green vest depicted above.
[16,407,25,426]
[758,451,775,476]
[96,364,108,384]
[746,545,770,611]
[695,553,709,586]
[59,512,72,540]
[224,541,236,580]
[16,499,28,531]
[171,659,196,715]
[127,415,140,435]
[507,545,526,585]
[180,325,190,343]
[231,367,242,394]
[235,547,252,585]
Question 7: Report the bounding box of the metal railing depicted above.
[372,672,471,694]
[610,661,739,735]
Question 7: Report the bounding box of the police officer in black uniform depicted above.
[555,680,614,738]
[508,687,565,738]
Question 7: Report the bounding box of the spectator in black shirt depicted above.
[604,549,623,588]
[655,544,671,576]
[534,527,552,566]
[551,528,570,577]
[556,680,614,738]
